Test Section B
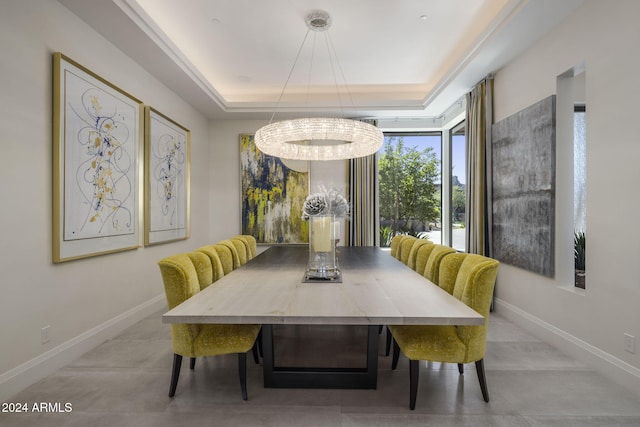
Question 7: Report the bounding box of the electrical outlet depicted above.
[41,325,51,344]
[624,333,635,354]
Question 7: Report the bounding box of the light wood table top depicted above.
[162,246,483,327]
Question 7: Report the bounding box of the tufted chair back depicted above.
[407,240,432,271]
[244,235,258,258]
[423,244,456,284]
[159,253,202,310]
[414,243,436,277]
[194,245,226,283]
[187,251,214,290]
[399,236,418,265]
[219,239,243,268]
[390,235,405,259]
[212,243,235,275]
[230,237,250,265]
[437,252,468,295]
[234,235,257,260]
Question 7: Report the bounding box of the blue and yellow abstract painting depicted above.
[240,134,308,244]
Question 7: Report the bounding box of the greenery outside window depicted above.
[378,132,442,246]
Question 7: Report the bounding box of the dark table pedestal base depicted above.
[261,324,379,389]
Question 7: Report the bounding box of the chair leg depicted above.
[391,338,400,370]
[409,359,419,410]
[252,341,260,364]
[169,354,182,397]
[385,328,392,356]
[257,328,263,358]
[238,352,248,401]
[457,363,464,374]
[475,359,490,402]
[190,357,196,370]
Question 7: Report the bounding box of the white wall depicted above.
[0,0,210,401]
[493,0,640,395]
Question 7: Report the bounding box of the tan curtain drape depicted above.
[465,76,494,256]
[347,119,379,246]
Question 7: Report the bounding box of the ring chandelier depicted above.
[254,11,383,161]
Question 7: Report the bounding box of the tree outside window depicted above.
[378,136,440,246]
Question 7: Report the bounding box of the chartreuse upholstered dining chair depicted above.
[158,252,261,400]
[389,234,406,259]
[435,252,468,295]
[231,237,251,264]
[413,242,437,277]
[193,245,225,284]
[399,236,418,265]
[422,244,457,285]
[209,243,235,275]
[407,239,433,271]
[219,239,244,268]
[234,235,257,260]
[388,253,499,409]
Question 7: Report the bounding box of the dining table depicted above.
[162,245,484,389]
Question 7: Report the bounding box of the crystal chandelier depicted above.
[254,11,383,161]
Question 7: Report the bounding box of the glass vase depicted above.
[304,214,341,282]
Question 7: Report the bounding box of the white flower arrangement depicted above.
[302,187,349,220]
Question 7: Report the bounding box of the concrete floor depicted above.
[3,310,640,426]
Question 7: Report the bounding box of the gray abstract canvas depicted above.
[492,95,556,277]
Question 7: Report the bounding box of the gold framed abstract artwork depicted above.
[240,134,309,244]
[144,107,190,246]
[53,52,143,262]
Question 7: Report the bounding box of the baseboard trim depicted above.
[0,294,166,403]
[494,297,640,398]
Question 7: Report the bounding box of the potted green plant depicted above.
[574,230,586,289]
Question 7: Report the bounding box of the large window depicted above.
[378,128,467,249]
[378,133,441,246]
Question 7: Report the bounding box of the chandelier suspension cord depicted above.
[305,31,318,112]
[326,31,356,115]
[323,31,344,117]
[269,28,312,124]
[269,10,355,121]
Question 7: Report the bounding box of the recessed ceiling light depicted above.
[237,75,251,83]
[419,15,428,21]
[211,18,221,24]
